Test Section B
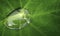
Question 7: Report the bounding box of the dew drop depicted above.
[5,8,30,30]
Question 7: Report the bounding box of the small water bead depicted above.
[5,8,30,30]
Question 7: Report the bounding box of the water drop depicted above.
[5,8,30,30]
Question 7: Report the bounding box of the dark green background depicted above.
[0,0,60,36]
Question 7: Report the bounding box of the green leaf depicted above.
[0,0,60,36]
